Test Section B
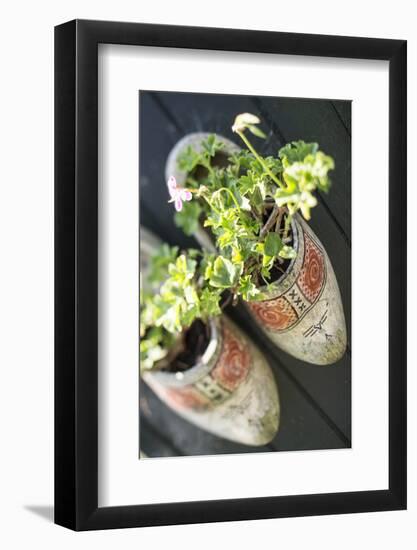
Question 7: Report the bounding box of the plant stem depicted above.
[275,208,284,234]
[216,187,242,211]
[283,212,292,241]
[201,194,221,215]
[259,204,280,240]
[220,293,233,310]
[236,131,284,189]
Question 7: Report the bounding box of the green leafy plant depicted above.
[172,113,334,296]
[140,245,223,372]
[141,113,335,373]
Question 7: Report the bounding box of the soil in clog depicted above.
[191,150,231,182]
[163,319,211,373]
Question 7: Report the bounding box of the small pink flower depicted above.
[167,176,192,212]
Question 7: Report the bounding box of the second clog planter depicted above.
[143,317,279,445]
[164,114,347,365]
[139,228,280,445]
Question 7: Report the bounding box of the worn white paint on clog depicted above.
[246,216,347,365]
[143,318,280,446]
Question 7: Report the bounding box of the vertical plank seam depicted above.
[330,101,351,137]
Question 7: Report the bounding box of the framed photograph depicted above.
[55,19,406,530]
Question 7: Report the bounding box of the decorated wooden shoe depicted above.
[165,133,347,365]
[142,317,279,446]
[139,225,280,445]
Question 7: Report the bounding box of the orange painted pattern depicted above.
[211,325,250,391]
[297,233,325,303]
[163,385,211,411]
[248,296,298,332]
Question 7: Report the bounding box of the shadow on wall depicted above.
[24,505,54,523]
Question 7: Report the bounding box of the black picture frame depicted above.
[55,19,407,531]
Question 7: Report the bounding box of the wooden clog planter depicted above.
[166,133,347,365]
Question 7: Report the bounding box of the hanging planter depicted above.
[140,227,280,445]
[143,317,280,446]
[164,115,347,365]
